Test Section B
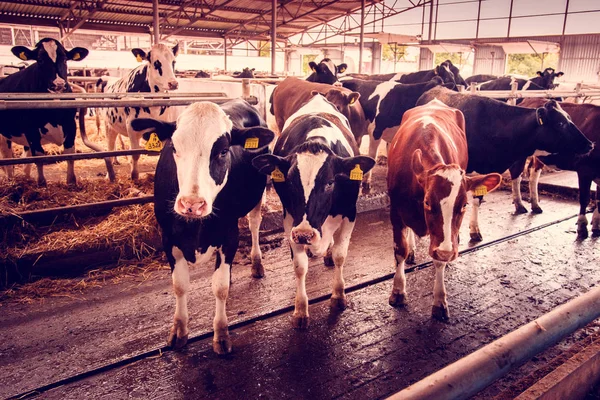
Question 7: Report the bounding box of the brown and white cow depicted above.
[387,99,501,320]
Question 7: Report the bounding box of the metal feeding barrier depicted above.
[0,90,259,225]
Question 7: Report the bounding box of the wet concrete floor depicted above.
[1,189,599,399]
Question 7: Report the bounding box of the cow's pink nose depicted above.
[168,81,179,90]
[291,229,315,244]
[178,196,206,216]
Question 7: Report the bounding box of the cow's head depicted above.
[131,43,179,92]
[235,67,255,78]
[534,68,564,89]
[412,151,501,262]
[310,89,360,119]
[11,38,88,93]
[435,61,457,90]
[443,59,467,88]
[307,58,348,85]
[131,102,274,218]
[535,100,593,155]
[253,141,374,251]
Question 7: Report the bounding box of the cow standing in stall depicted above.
[131,99,275,354]
[306,58,348,85]
[253,92,375,328]
[0,38,89,185]
[103,43,179,180]
[417,87,593,241]
[387,99,501,320]
[516,98,599,239]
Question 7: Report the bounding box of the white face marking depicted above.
[146,44,178,92]
[306,124,354,156]
[42,41,58,63]
[323,60,336,76]
[434,168,463,252]
[296,151,328,203]
[282,94,351,132]
[172,102,233,216]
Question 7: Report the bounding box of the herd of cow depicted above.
[0,39,598,355]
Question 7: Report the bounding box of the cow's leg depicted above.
[285,212,310,329]
[212,248,232,354]
[529,161,543,214]
[63,146,76,186]
[577,174,592,240]
[469,196,483,242]
[128,129,141,180]
[363,135,381,193]
[0,137,14,179]
[431,260,450,321]
[389,213,408,307]
[168,246,190,349]
[106,126,120,165]
[406,228,416,265]
[509,159,528,214]
[592,181,600,237]
[330,218,355,310]
[22,147,32,180]
[323,242,334,267]
[247,195,265,278]
[62,117,78,186]
[30,147,46,187]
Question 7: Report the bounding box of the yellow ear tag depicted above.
[538,118,543,126]
[145,133,163,152]
[72,53,81,60]
[19,52,27,60]
[136,54,143,62]
[349,164,363,181]
[473,185,488,197]
[244,137,259,149]
[349,97,356,105]
[271,167,285,183]
[339,67,346,73]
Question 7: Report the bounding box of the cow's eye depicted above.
[461,203,468,212]
[220,148,229,157]
[424,200,431,210]
[326,179,335,188]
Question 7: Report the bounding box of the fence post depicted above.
[575,82,583,104]
[470,82,477,94]
[242,78,251,99]
[508,81,518,106]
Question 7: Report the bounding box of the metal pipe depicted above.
[0,149,159,167]
[358,0,365,74]
[388,286,600,400]
[153,0,160,44]
[0,92,228,100]
[271,0,277,75]
[224,37,228,71]
[428,0,434,42]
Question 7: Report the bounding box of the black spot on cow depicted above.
[40,125,48,135]
[153,60,163,76]
[154,85,160,93]
[143,107,151,115]
[125,107,130,116]
[160,106,167,116]
[119,115,122,123]
[135,107,140,118]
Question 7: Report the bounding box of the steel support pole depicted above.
[428,0,434,42]
[271,0,277,75]
[224,37,228,71]
[153,0,160,44]
[358,0,365,74]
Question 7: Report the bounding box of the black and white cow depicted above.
[252,93,375,329]
[395,61,457,89]
[417,87,593,241]
[442,60,468,88]
[464,74,498,85]
[131,99,275,354]
[103,43,179,179]
[233,67,255,78]
[341,77,447,188]
[530,67,564,90]
[0,38,88,185]
[306,58,348,85]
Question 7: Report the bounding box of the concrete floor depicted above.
[1,187,599,399]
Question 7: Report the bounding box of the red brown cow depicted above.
[270,77,367,143]
[518,98,599,239]
[387,99,501,320]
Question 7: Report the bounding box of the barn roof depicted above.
[0,0,377,43]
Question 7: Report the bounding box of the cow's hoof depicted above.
[251,258,265,278]
[432,305,450,322]
[324,254,334,267]
[577,228,589,240]
[212,338,232,355]
[37,178,47,187]
[515,204,528,214]
[377,156,388,166]
[131,172,139,181]
[292,315,310,330]
[167,329,188,349]
[389,292,407,307]
[470,232,483,242]
[330,296,348,311]
[406,251,416,265]
[592,229,600,238]
[531,206,543,214]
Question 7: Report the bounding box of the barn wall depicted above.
[472,45,507,76]
[418,48,434,71]
[559,35,600,83]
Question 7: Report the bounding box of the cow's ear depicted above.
[251,68,256,71]
[556,71,564,77]
[131,48,148,62]
[310,90,326,97]
[535,107,548,126]
[131,118,176,141]
[411,149,426,186]
[337,63,348,74]
[309,61,318,72]
[66,47,89,62]
[11,46,36,61]
[466,173,502,194]
[336,155,376,179]
[536,71,543,77]
[230,127,275,149]
[172,43,180,57]
[347,92,360,105]
[252,154,289,176]
[434,66,439,75]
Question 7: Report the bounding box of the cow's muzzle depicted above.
[291,228,318,245]
[176,195,207,217]
[168,80,179,90]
